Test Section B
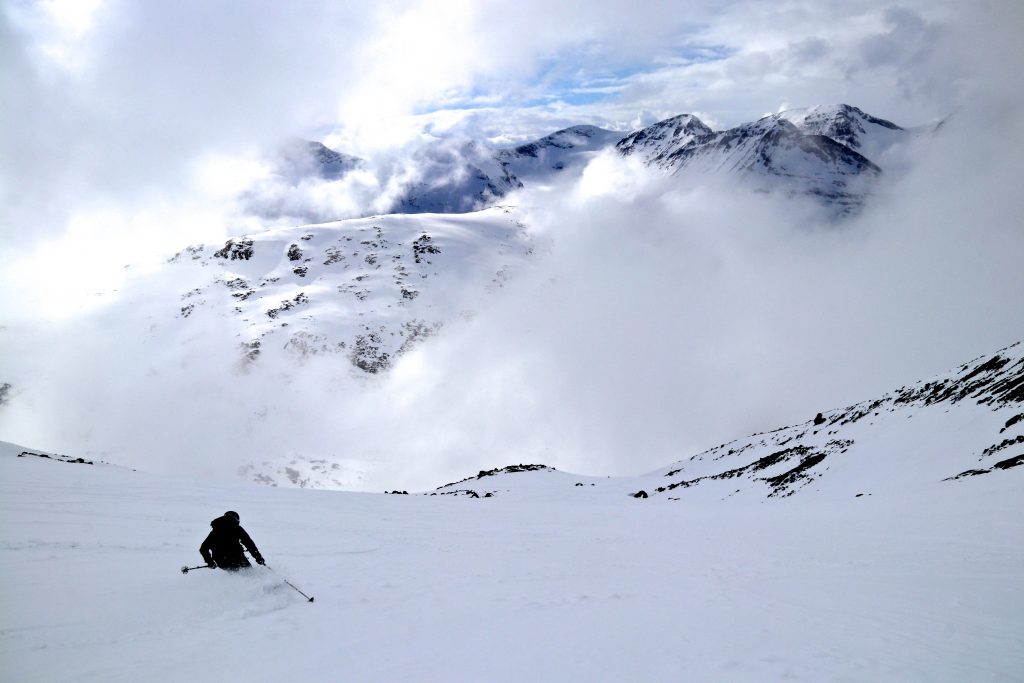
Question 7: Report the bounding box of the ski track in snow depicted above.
[1,444,1022,682]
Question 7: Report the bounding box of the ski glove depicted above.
[207,560,217,569]
[255,557,266,565]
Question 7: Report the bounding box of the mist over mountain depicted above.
[245,104,917,224]
[2,5,1023,679]
[1,95,1021,493]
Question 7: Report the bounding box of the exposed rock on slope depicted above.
[168,207,533,375]
[616,114,713,168]
[436,341,1024,500]
[774,104,907,161]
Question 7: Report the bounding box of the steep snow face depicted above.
[168,206,532,375]
[433,341,1024,503]
[615,114,713,168]
[2,435,1022,682]
[495,125,622,183]
[776,104,907,162]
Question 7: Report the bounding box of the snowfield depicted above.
[2,440,1022,682]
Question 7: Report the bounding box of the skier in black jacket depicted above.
[199,511,265,570]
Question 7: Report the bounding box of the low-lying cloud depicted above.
[2,92,1021,491]
[1,1,1022,491]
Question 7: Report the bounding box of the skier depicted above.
[199,510,265,571]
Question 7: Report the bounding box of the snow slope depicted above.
[3,342,1021,680]
[168,205,532,374]
[437,341,1024,502]
[1,436,1022,682]
[775,104,908,163]
[646,342,1024,501]
[615,113,713,168]
[620,113,881,214]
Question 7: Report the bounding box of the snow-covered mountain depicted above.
[496,124,622,182]
[385,126,621,213]
[775,103,908,162]
[168,206,532,375]
[435,340,1024,500]
[616,106,904,214]
[268,104,912,219]
[275,138,364,181]
[615,114,714,168]
[0,102,951,494]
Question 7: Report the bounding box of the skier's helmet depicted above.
[225,510,240,522]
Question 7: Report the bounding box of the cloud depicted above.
[4,88,1021,492]
[1,1,1022,490]
[343,94,1024,487]
[1,0,1004,261]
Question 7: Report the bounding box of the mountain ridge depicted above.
[434,339,1024,500]
[275,103,912,218]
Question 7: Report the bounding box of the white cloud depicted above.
[1,0,1023,489]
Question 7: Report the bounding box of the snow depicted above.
[616,111,885,215]
[1,101,1021,680]
[0,206,537,487]
[2,439,1022,682]
[776,104,909,163]
[497,125,622,186]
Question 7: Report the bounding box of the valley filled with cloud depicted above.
[1,1,1022,490]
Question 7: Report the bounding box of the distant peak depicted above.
[777,104,903,132]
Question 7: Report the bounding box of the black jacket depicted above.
[200,515,263,569]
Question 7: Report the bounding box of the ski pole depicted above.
[265,565,314,602]
[181,564,211,574]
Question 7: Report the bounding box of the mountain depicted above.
[391,126,620,213]
[617,110,886,214]
[168,206,532,376]
[392,139,517,214]
[774,104,907,162]
[267,105,914,219]
[496,125,622,182]
[615,114,713,168]
[435,340,1024,500]
[276,138,364,181]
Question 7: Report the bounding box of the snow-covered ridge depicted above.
[775,103,906,161]
[435,341,1024,500]
[615,114,714,167]
[278,103,914,218]
[616,106,903,214]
